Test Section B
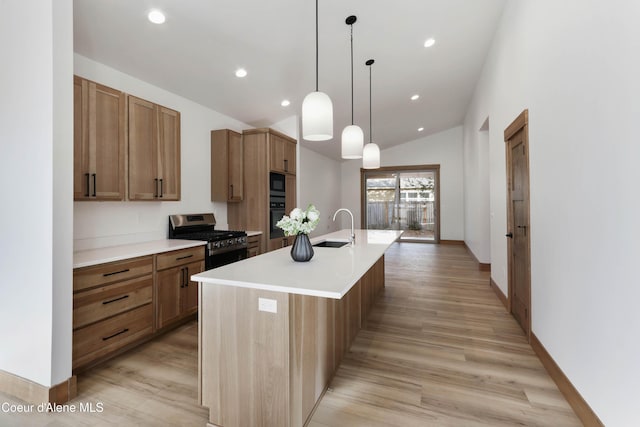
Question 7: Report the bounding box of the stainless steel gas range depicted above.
[168,213,247,270]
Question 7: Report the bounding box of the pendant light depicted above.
[302,0,333,141]
[363,59,380,169]
[341,15,364,159]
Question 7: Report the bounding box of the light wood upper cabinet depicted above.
[211,129,243,202]
[157,106,181,200]
[128,95,181,201]
[270,133,296,174]
[73,76,125,201]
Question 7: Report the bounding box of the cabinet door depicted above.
[158,106,181,201]
[73,76,125,200]
[156,267,182,329]
[74,77,90,199]
[227,130,243,201]
[92,82,125,200]
[284,140,296,174]
[181,260,203,315]
[128,96,158,200]
[269,134,286,173]
[285,174,296,214]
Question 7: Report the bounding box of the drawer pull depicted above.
[102,295,129,305]
[103,268,130,277]
[176,254,193,261]
[102,328,129,341]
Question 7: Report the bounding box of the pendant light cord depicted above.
[369,63,372,143]
[350,23,354,125]
[315,0,319,92]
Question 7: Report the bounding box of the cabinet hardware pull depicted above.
[159,179,163,198]
[154,178,158,198]
[92,174,97,197]
[102,328,129,341]
[176,254,193,261]
[184,267,189,287]
[284,159,288,172]
[85,173,90,197]
[103,268,130,277]
[230,184,233,197]
[102,295,129,305]
[180,268,185,288]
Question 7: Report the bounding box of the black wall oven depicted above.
[269,172,286,239]
[270,197,285,238]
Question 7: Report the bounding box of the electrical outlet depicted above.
[258,297,277,313]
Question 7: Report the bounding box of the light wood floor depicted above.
[309,243,581,427]
[0,243,581,426]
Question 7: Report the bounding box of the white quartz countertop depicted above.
[192,229,402,299]
[246,230,263,237]
[74,239,207,269]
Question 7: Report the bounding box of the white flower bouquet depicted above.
[276,204,320,236]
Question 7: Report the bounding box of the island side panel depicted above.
[289,294,336,427]
[200,283,290,427]
[289,256,386,426]
[361,256,385,326]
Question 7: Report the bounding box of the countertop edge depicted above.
[193,277,343,299]
[74,239,207,269]
[192,229,402,299]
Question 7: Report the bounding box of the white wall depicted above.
[463,1,640,424]
[299,147,342,237]
[463,119,491,263]
[0,0,73,388]
[341,126,464,240]
[51,0,74,387]
[73,55,252,250]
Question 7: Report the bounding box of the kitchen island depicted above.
[192,229,402,427]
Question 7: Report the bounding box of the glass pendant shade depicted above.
[302,91,333,141]
[341,125,364,159]
[362,142,380,169]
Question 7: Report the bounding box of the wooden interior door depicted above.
[505,110,531,339]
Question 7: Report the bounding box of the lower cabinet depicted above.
[72,245,205,373]
[155,248,204,330]
[268,236,292,252]
[247,234,262,257]
[72,256,154,371]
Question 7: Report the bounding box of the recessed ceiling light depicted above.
[424,38,436,48]
[148,10,166,24]
[281,100,291,107]
[235,68,247,78]
[411,94,420,101]
[418,127,424,132]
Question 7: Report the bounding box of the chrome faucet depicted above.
[332,208,355,245]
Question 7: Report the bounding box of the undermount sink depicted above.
[312,240,349,248]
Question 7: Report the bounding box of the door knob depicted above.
[505,232,513,238]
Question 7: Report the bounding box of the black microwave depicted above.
[270,172,285,196]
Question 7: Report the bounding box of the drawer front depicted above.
[247,235,261,246]
[73,304,153,370]
[73,275,153,329]
[74,256,153,292]
[156,246,205,271]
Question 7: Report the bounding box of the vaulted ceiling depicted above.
[73,0,506,160]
